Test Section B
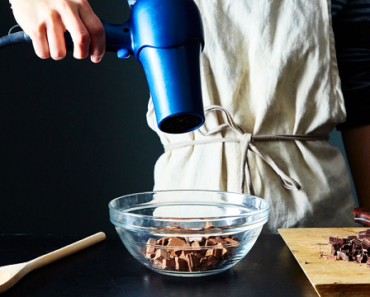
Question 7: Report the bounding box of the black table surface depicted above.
[0,233,317,297]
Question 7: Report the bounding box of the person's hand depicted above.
[10,0,105,63]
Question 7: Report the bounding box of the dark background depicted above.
[0,0,162,235]
[0,0,357,236]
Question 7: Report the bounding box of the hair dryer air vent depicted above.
[140,41,204,134]
[159,113,203,134]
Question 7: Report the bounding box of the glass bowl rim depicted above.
[108,189,270,223]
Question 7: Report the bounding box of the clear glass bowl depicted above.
[108,190,269,277]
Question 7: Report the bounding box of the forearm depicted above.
[341,125,370,209]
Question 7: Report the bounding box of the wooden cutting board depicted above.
[278,228,370,297]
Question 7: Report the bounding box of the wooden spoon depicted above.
[0,232,106,293]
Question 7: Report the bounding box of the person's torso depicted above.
[146,0,356,233]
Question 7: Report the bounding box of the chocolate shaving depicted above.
[337,252,349,261]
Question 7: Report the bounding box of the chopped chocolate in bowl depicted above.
[108,190,269,277]
[143,233,239,272]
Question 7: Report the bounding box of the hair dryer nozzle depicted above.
[140,41,204,134]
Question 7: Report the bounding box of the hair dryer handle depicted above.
[63,20,132,58]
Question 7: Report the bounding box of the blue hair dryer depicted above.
[0,0,205,134]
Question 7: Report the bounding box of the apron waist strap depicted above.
[164,105,329,195]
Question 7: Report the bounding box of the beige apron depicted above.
[146,0,356,233]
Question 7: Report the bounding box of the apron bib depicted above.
[146,0,356,233]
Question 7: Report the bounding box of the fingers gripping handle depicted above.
[1,21,133,58]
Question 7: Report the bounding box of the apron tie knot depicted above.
[200,105,302,195]
[164,105,328,195]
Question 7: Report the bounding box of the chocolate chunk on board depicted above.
[327,232,370,269]
[359,230,367,239]
[363,238,370,251]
